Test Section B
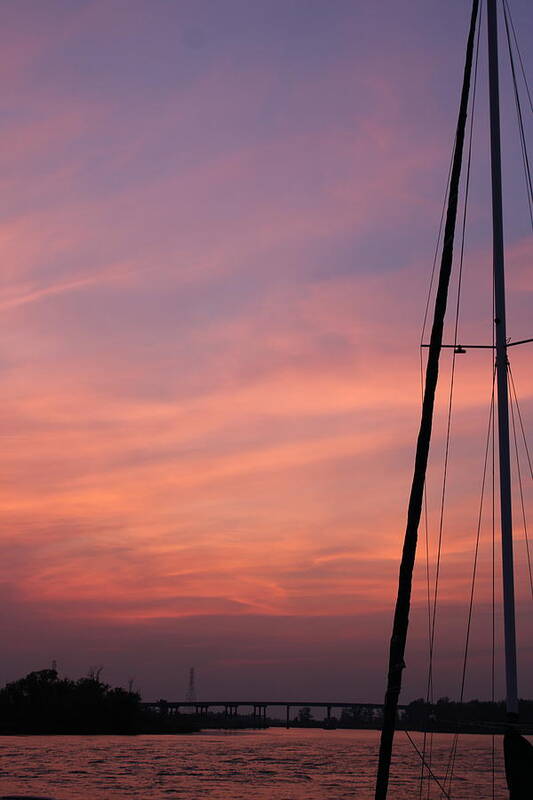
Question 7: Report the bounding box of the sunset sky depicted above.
[1,0,532,704]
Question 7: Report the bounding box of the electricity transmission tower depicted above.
[186,667,197,703]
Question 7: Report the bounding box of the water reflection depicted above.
[0,728,510,799]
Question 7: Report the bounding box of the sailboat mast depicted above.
[486,0,519,719]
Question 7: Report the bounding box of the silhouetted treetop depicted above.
[0,668,141,734]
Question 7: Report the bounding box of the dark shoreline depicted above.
[2,723,532,736]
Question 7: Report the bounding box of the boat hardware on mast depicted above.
[421,338,533,349]
[374,2,479,798]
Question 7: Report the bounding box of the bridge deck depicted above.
[142,700,406,709]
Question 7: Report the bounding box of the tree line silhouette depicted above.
[284,700,533,732]
[0,668,140,734]
[403,697,533,733]
[0,668,197,734]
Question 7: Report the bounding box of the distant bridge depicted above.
[142,700,406,725]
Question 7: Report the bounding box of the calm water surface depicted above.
[0,728,511,799]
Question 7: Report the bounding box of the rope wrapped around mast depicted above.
[374,2,480,798]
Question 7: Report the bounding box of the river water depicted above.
[0,728,510,799]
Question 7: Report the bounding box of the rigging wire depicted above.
[417,8,483,795]
[508,366,533,601]
[460,375,496,707]
[418,492,433,799]
[508,365,533,482]
[502,0,533,230]
[423,192,461,800]
[418,152,457,752]
[502,0,533,114]
[446,369,496,794]
[425,12,483,795]
[417,57,464,800]
[404,730,451,800]
[420,153,456,348]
